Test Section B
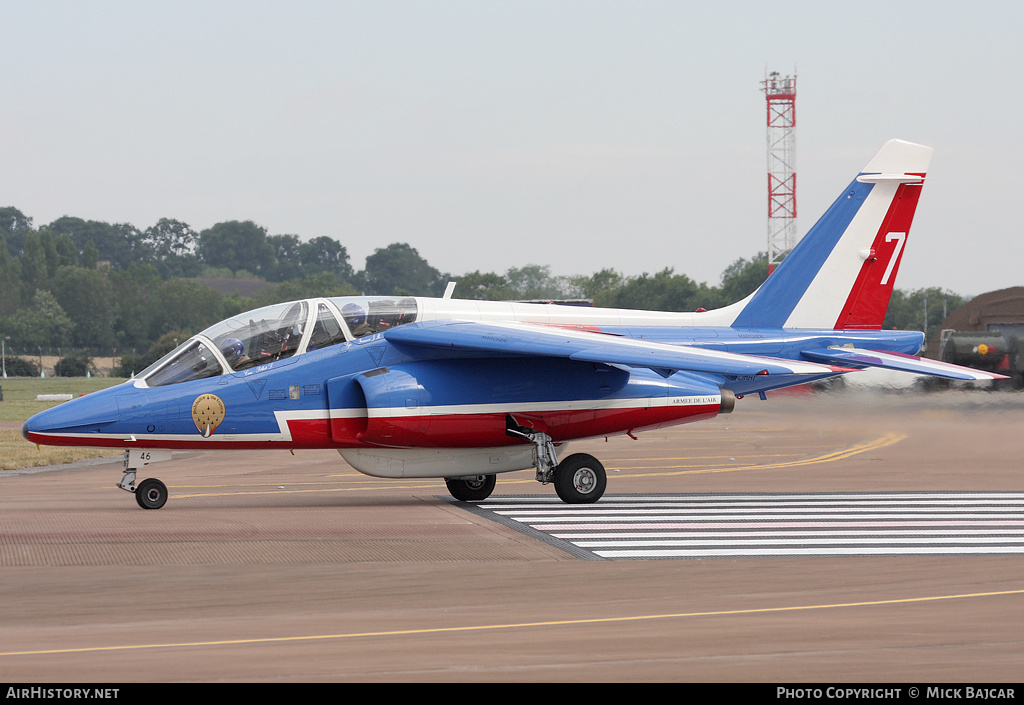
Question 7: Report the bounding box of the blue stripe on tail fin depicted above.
[731,179,875,328]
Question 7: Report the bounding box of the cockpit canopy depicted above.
[136,296,418,387]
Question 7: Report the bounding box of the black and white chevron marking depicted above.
[463,493,1024,560]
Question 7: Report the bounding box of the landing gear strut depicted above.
[118,449,172,509]
[506,415,559,484]
[506,415,607,504]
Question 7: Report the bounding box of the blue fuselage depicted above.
[23,325,924,452]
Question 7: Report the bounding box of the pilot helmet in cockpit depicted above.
[342,303,366,327]
[220,337,245,363]
[342,303,371,336]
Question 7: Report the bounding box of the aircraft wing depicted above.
[385,320,844,379]
[801,348,1009,381]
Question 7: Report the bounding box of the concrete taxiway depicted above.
[1,389,1022,682]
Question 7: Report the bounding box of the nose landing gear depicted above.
[118,449,173,509]
[135,477,168,509]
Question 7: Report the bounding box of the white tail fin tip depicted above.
[861,139,933,177]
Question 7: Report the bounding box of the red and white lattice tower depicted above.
[762,71,797,273]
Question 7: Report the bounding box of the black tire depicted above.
[553,454,606,504]
[445,474,496,502]
[135,478,168,510]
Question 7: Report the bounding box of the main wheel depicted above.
[553,454,606,504]
[445,474,496,502]
[135,478,168,510]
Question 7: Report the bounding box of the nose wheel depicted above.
[119,450,173,509]
[135,478,169,510]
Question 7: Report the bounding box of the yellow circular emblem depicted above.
[191,394,226,437]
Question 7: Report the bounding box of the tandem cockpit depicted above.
[134,297,419,388]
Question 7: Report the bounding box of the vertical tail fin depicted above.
[731,139,932,330]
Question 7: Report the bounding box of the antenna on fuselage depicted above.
[443,281,457,299]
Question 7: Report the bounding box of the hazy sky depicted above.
[2,1,1021,297]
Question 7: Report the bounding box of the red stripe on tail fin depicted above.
[833,181,925,330]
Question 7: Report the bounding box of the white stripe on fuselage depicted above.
[329,394,723,420]
[30,397,721,445]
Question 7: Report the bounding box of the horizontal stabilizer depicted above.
[855,173,926,184]
[387,320,841,379]
[801,348,1009,381]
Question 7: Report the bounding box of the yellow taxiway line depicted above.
[2,586,1019,657]
[168,431,907,498]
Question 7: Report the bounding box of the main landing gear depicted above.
[443,417,608,505]
[551,452,607,504]
[118,450,172,509]
[445,474,496,502]
[506,415,607,504]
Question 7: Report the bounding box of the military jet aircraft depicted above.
[21,139,1004,509]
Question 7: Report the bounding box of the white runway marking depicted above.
[467,493,1024,559]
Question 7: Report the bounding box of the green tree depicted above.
[144,218,200,277]
[50,266,117,349]
[118,223,153,266]
[600,268,711,312]
[360,243,442,296]
[153,279,229,335]
[571,268,625,303]
[145,218,198,260]
[883,287,965,339]
[54,351,93,377]
[4,356,39,377]
[255,273,357,306]
[82,240,99,270]
[268,234,303,282]
[301,236,353,281]
[109,265,163,348]
[116,329,193,377]
[0,206,32,256]
[46,217,138,269]
[719,253,769,306]
[38,230,60,278]
[197,221,275,277]
[0,206,32,235]
[454,271,514,300]
[1,290,74,348]
[506,264,575,300]
[55,233,78,267]
[0,235,22,316]
[19,232,48,304]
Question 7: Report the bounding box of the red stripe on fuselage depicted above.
[338,403,721,448]
[26,403,721,451]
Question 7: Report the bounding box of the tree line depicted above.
[0,205,965,368]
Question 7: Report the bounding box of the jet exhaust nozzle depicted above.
[719,389,736,414]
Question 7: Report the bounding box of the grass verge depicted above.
[0,376,129,471]
[0,429,119,471]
